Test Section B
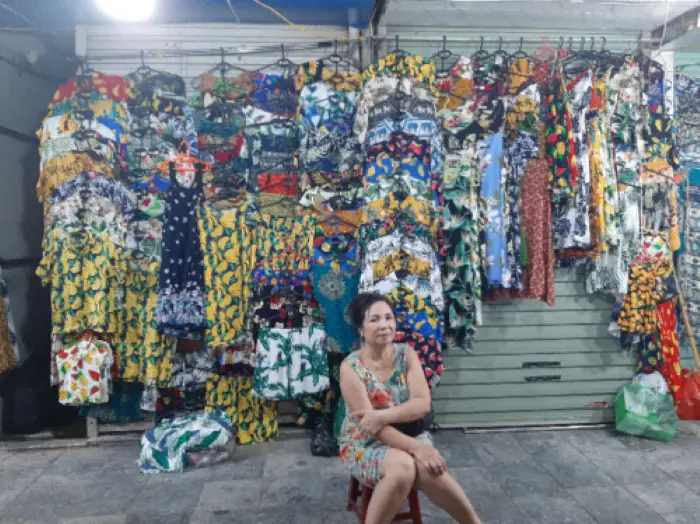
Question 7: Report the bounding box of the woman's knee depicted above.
[414,460,450,489]
[382,449,416,486]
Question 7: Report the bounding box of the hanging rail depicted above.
[75,34,664,63]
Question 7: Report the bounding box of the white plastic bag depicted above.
[633,372,669,395]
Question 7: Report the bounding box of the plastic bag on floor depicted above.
[633,372,669,395]
[677,369,700,420]
[310,418,339,457]
[615,384,679,442]
[186,441,236,469]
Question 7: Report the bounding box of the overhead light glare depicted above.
[96,0,156,22]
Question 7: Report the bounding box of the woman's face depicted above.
[361,300,396,348]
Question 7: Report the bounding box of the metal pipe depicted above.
[434,423,612,433]
[79,34,662,62]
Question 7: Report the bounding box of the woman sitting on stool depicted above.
[339,293,482,524]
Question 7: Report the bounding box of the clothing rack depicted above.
[76,33,663,63]
[75,29,667,441]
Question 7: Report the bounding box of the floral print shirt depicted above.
[113,252,175,388]
[0,267,18,374]
[37,229,124,335]
[360,231,443,309]
[56,332,114,406]
[545,71,579,201]
[480,134,509,287]
[198,203,257,349]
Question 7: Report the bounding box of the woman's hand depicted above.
[412,444,447,477]
[353,409,387,437]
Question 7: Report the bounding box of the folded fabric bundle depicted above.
[139,409,234,473]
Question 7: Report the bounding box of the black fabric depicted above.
[391,410,435,437]
[310,418,339,457]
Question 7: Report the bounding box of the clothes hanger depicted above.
[316,40,361,89]
[388,35,409,59]
[508,37,529,62]
[208,48,251,98]
[135,51,154,77]
[484,37,510,65]
[561,37,593,76]
[431,36,458,74]
[158,141,212,174]
[471,37,490,63]
[256,44,296,76]
[75,59,96,91]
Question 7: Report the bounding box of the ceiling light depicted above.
[96,0,156,22]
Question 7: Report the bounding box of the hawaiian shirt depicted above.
[56,332,114,406]
[37,229,124,335]
[114,252,176,388]
[296,60,362,93]
[360,231,443,308]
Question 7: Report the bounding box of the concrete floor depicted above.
[1,424,700,524]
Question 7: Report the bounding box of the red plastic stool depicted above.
[346,476,423,523]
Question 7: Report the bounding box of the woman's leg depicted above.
[414,461,482,524]
[365,449,416,524]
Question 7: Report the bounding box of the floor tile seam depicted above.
[566,484,669,524]
[623,481,700,523]
[560,486,608,524]
[484,456,574,501]
[510,490,598,523]
[586,451,678,485]
[3,465,51,510]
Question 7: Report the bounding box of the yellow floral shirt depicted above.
[37,229,124,335]
[205,374,278,445]
[199,204,257,349]
[255,212,317,271]
[113,253,176,387]
[363,54,439,96]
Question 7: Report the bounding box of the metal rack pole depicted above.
[75,34,664,63]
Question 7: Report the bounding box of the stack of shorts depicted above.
[245,71,300,216]
[197,70,255,208]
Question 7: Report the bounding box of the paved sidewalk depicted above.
[1,424,700,523]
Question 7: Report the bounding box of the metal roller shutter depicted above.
[384,25,644,428]
[436,270,635,428]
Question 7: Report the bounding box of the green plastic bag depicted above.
[334,397,346,439]
[615,384,679,442]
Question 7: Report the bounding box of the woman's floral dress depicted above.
[339,344,433,487]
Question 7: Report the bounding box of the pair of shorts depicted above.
[253,324,330,400]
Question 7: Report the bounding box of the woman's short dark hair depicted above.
[346,293,393,330]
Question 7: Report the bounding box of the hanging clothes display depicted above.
[155,150,210,339]
[34,38,689,438]
[356,52,444,386]
[0,267,19,375]
[437,56,482,351]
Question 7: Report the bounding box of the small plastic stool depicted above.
[346,476,423,523]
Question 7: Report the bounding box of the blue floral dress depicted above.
[339,344,433,487]
[156,165,207,339]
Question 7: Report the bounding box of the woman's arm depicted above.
[340,362,424,454]
[376,347,431,425]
